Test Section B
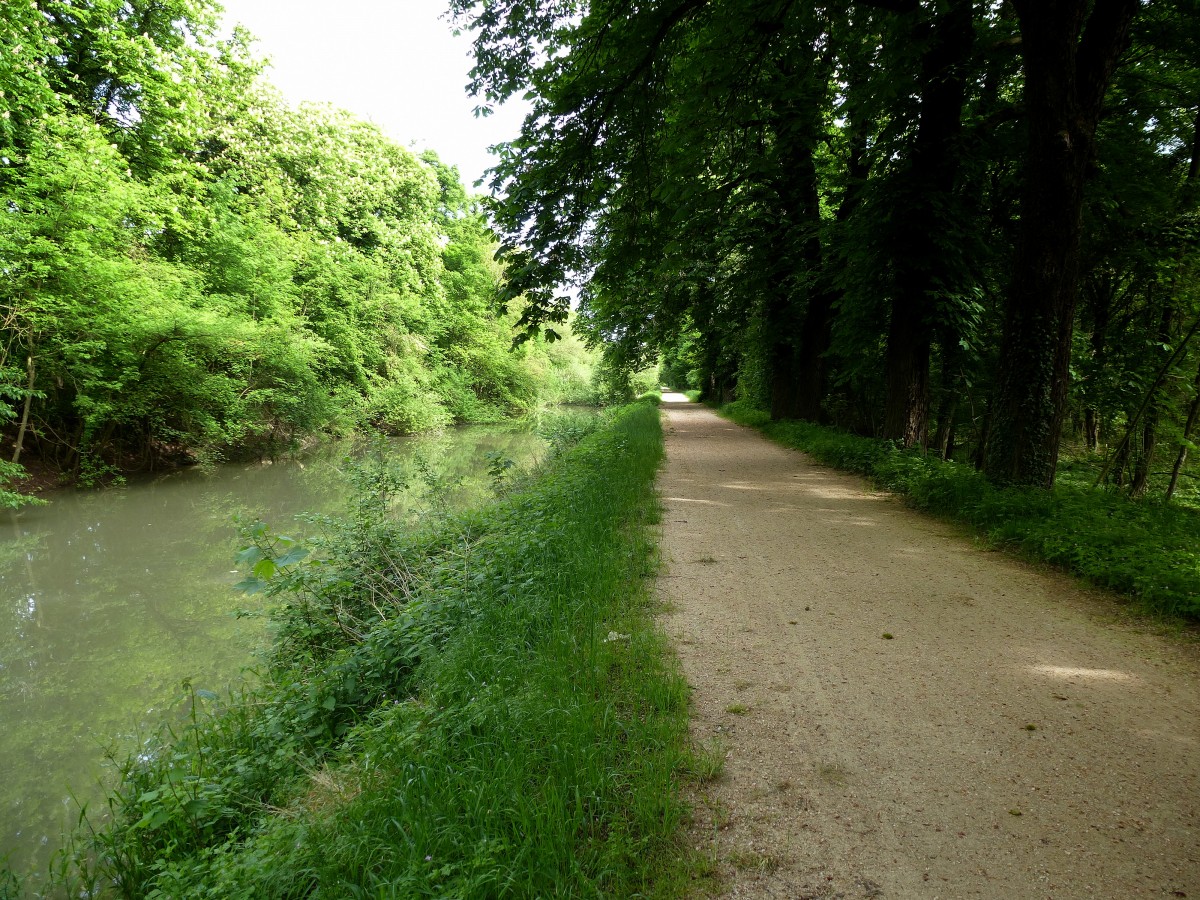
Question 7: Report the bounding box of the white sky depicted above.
[215,0,530,191]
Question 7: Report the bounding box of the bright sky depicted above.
[215,0,530,191]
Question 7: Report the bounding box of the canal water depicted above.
[0,424,546,881]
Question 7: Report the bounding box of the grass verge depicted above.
[719,399,1200,623]
[52,401,697,898]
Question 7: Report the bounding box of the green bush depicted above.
[524,325,602,406]
[719,399,770,428]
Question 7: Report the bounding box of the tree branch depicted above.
[853,0,920,13]
[1077,0,1140,117]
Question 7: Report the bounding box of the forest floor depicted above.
[657,393,1200,899]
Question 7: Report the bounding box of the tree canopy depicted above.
[452,0,1200,491]
[0,0,595,504]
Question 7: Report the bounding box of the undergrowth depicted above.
[719,400,1200,622]
[49,401,698,898]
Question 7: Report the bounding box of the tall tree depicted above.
[879,0,975,447]
[985,0,1140,486]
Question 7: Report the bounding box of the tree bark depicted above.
[1084,407,1099,451]
[883,312,932,447]
[763,309,801,422]
[1130,302,1173,496]
[793,115,871,424]
[11,353,35,466]
[984,0,1139,487]
[791,112,841,423]
[881,0,974,448]
[767,35,833,422]
[1163,108,1200,501]
[1129,415,1157,496]
[1081,269,1114,451]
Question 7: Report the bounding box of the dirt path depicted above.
[657,395,1199,899]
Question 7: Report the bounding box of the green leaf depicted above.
[135,807,172,831]
[274,546,309,567]
[182,798,210,819]
[236,546,264,566]
[234,576,269,595]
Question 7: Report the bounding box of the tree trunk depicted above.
[881,0,974,449]
[1129,414,1157,496]
[972,402,991,470]
[10,353,35,466]
[932,341,960,460]
[1084,407,1099,451]
[1111,439,1130,487]
[767,32,835,423]
[789,126,835,423]
[794,120,871,424]
[63,420,84,475]
[1165,359,1200,502]
[1130,302,1173,496]
[768,333,800,420]
[984,0,1139,487]
[1081,270,1114,451]
[793,294,834,421]
[883,312,931,447]
[1163,109,1200,501]
[933,404,957,460]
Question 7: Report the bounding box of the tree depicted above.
[0,2,566,485]
[451,0,1200,498]
[877,0,975,448]
[984,0,1140,486]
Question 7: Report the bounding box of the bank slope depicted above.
[70,402,694,899]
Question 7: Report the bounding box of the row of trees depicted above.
[0,0,590,502]
[453,0,1200,492]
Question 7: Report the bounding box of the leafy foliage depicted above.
[0,2,596,502]
[454,0,1200,493]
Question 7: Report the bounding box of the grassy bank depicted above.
[719,400,1200,623]
[47,402,695,898]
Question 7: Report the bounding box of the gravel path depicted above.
[657,394,1199,899]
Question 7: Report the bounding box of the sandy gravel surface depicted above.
[657,394,1199,899]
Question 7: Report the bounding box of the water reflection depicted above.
[0,425,545,878]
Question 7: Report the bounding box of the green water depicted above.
[0,425,545,880]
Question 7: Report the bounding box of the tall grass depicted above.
[720,400,1200,622]
[55,401,696,898]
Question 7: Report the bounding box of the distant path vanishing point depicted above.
[657,393,1199,899]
